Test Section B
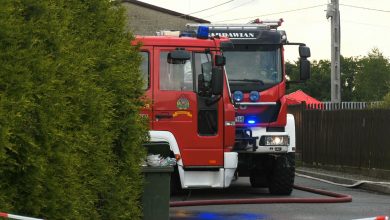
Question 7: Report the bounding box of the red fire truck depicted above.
[186,19,311,195]
[135,28,239,189]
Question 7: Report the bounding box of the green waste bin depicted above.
[142,166,173,220]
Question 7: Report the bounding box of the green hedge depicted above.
[0,0,147,219]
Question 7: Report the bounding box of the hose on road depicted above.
[170,184,352,207]
[296,173,390,188]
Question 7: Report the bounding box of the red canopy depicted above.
[285,90,322,107]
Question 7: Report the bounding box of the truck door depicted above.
[152,47,224,167]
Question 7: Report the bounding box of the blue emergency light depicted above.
[197,26,209,39]
[248,120,256,124]
[233,91,244,102]
[246,116,258,125]
[249,91,260,102]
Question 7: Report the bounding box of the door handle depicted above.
[155,113,173,120]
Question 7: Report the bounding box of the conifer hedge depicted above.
[0,0,147,219]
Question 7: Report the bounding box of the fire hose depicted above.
[170,172,390,207]
[170,184,352,207]
[296,173,390,188]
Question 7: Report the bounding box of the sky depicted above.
[138,0,390,61]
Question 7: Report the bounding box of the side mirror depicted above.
[198,62,212,96]
[211,67,223,95]
[215,55,226,66]
[220,41,234,50]
[201,62,212,77]
[299,46,311,58]
[167,49,191,64]
[300,59,310,81]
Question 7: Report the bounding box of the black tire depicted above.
[268,153,295,195]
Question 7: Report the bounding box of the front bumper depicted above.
[235,126,293,153]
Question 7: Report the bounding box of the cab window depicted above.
[159,52,193,91]
[140,52,150,90]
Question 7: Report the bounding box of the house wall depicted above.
[122,2,206,35]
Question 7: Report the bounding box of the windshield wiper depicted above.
[229,79,264,85]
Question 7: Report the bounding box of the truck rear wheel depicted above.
[268,153,295,195]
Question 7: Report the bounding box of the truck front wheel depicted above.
[268,153,295,195]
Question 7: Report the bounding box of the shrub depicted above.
[0,0,147,219]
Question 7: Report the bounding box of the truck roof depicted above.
[133,35,230,48]
[186,22,285,45]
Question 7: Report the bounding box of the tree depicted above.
[0,1,147,219]
[286,51,390,102]
[340,56,359,101]
[354,48,390,101]
[380,92,390,108]
[286,60,331,101]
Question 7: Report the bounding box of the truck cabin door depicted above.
[152,47,224,167]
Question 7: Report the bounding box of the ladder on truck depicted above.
[186,18,284,31]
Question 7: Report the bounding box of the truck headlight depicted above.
[261,135,289,146]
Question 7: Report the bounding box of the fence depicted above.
[288,103,390,173]
[306,101,382,110]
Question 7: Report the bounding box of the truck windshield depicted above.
[224,46,282,91]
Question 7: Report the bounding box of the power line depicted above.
[203,0,255,18]
[340,4,390,13]
[213,4,326,23]
[182,0,234,16]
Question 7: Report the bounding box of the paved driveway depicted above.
[170,176,390,220]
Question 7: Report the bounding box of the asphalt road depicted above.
[170,176,390,220]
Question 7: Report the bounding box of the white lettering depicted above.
[209,32,256,39]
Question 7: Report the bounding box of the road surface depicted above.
[170,176,390,220]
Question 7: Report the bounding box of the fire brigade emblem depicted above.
[176,97,190,110]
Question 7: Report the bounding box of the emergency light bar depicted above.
[156,26,210,39]
[196,26,209,39]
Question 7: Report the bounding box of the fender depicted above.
[286,113,296,153]
[149,130,183,166]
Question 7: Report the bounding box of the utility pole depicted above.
[326,0,341,103]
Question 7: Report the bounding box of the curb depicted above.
[296,169,390,195]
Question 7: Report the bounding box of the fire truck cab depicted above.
[135,29,238,189]
[187,19,311,195]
